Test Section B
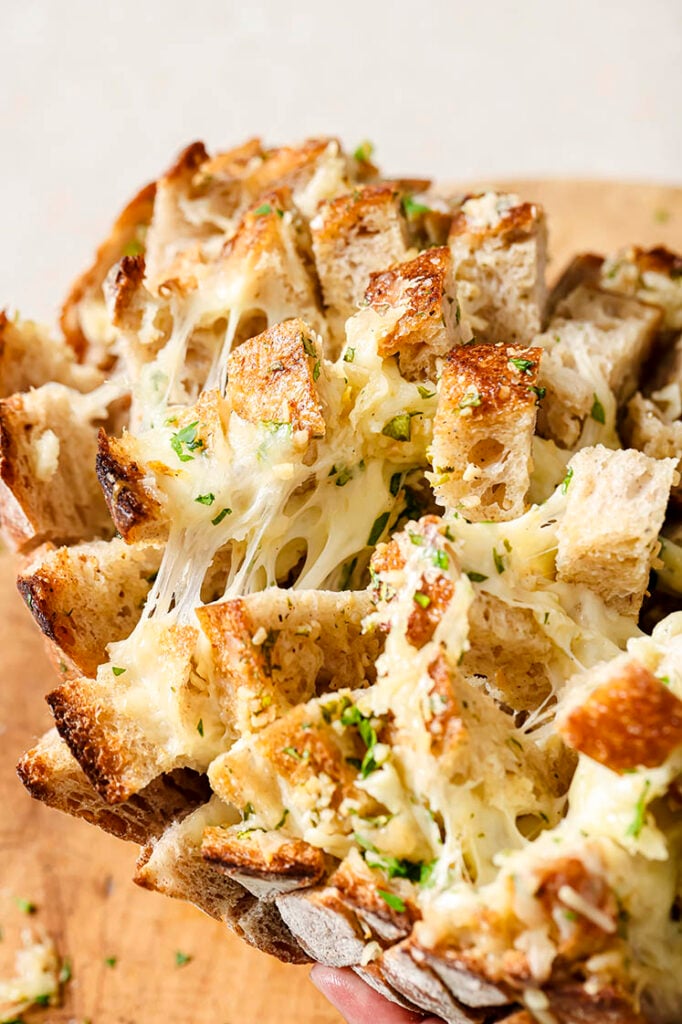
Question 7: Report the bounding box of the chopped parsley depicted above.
[274,808,290,830]
[492,547,505,574]
[341,704,381,778]
[242,802,255,819]
[282,746,307,761]
[413,591,431,609]
[417,385,436,399]
[313,359,321,381]
[508,357,535,375]
[382,413,413,442]
[465,570,488,583]
[402,195,430,217]
[368,511,390,546]
[590,394,606,424]
[175,951,192,967]
[626,780,651,839]
[529,384,546,404]
[353,140,375,163]
[458,389,482,410]
[59,957,72,984]
[560,466,574,494]
[343,347,355,363]
[111,666,126,676]
[122,239,144,257]
[254,203,272,216]
[432,549,449,570]
[302,335,317,358]
[104,956,117,968]
[170,421,203,462]
[389,471,403,497]
[330,464,353,487]
[196,719,204,736]
[377,889,406,912]
[211,507,232,526]
[195,493,215,506]
[35,994,50,1006]
[15,898,36,915]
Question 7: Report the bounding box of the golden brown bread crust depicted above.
[202,827,327,887]
[17,539,161,677]
[312,183,401,243]
[96,429,167,542]
[449,198,543,245]
[225,318,326,437]
[560,660,682,772]
[440,344,543,419]
[46,678,146,803]
[17,729,210,843]
[60,179,157,362]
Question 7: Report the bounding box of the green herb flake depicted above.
[170,421,203,462]
[353,140,375,163]
[122,239,144,257]
[417,385,436,399]
[343,347,355,363]
[465,570,488,583]
[104,956,117,968]
[389,472,403,497]
[175,950,192,967]
[508,357,535,375]
[282,746,306,761]
[16,898,36,915]
[302,335,317,358]
[563,909,578,922]
[431,549,449,570]
[654,208,670,224]
[590,394,606,424]
[377,889,406,912]
[195,493,215,506]
[529,384,546,404]
[274,808,290,830]
[402,195,430,218]
[413,591,431,609]
[660,675,671,686]
[111,666,126,676]
[211,507,232,526]
[626,780,651,839]
[34,994,51,1006]
[368,511,390,546]
[59,957,72,984]
[492,547,505,574]
[382,413,413,442]
[458,389,482,410]
[254,203,272,216]
[242,802,255,819]
[196,718,204,737]
[561,466,574,494]
[313,359,321,382]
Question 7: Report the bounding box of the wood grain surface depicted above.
[0,179,680,1024]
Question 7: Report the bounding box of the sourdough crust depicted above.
[96,428,167,542]
[17,728,209,844]
[17,538,161,677]
[61,180,157,365]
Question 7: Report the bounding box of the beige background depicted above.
[1,0,681,325]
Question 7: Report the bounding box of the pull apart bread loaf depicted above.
[7,137,682,1022]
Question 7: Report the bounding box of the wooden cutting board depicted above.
[1,179,680,1024]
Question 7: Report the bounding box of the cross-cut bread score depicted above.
[6,137,682,1022]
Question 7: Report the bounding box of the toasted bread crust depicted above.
[17,728,209,843]
[226,318,326,438]
[560,660,682,772]
[96,429,166,542]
